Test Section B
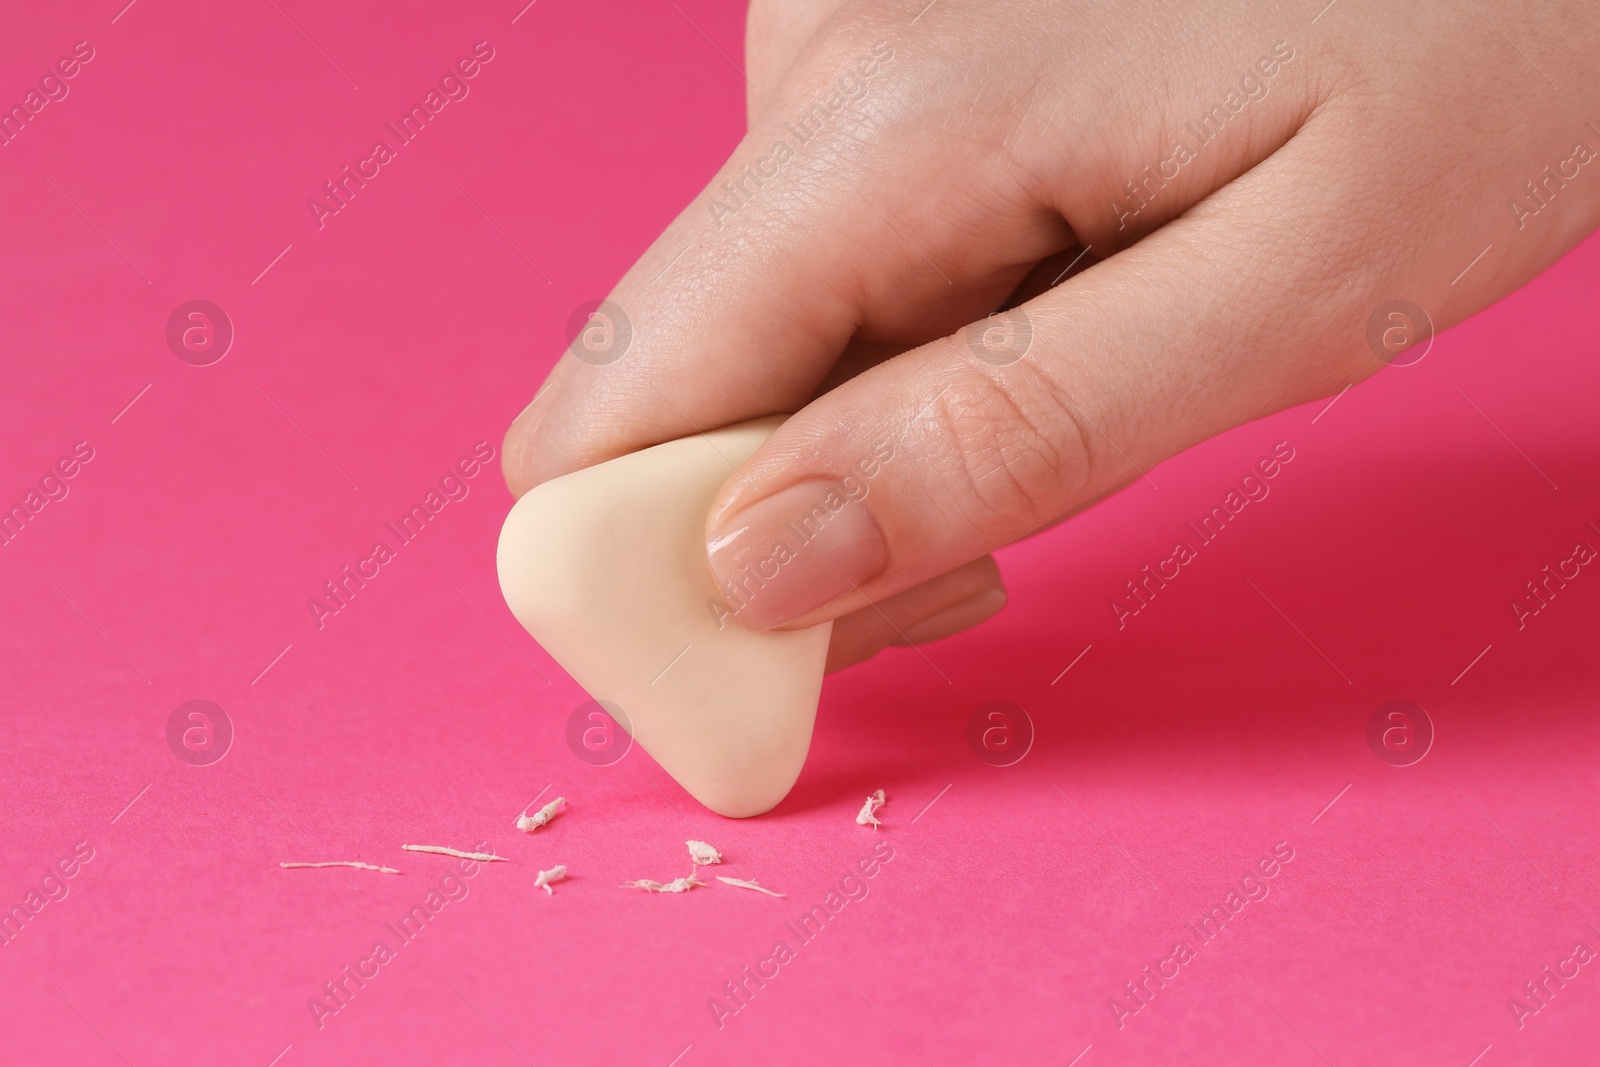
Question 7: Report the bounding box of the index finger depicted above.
[498,33,1065,498]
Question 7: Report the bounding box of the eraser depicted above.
[496,418,830,817]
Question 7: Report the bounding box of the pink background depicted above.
[3,1,1598,1064]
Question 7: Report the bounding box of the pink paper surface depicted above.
[2,2,1598,1064]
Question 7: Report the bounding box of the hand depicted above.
[503,0,1600,671]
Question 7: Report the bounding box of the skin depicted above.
[504,0,1600,672]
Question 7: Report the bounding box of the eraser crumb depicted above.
[856,789,887,829]
[279,861,401,874]
[716,875,784,897]
[622,874,704,893]
[401,845,509,862]
[534,865,567,895]
[516,796,567,832]
[686,840,722,866]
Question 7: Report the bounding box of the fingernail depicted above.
[707,479,888,629]
[897,587,1007,646]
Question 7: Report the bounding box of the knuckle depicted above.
[755,15,902,133]
[929,359,1096,543]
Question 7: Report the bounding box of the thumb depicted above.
[703,146,1392,632]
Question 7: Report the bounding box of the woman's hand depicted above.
[503,0,1600,670]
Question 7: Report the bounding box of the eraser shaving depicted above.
[516,796,567,832]
[622,874,704,893]
[856,789,887,829]
[686,840,722,866]
[535,865,567,895]
[716,875,784,897]
[401,845,509,862]
[279,861,401,874]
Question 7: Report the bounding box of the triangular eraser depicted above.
[496,418,830,817]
